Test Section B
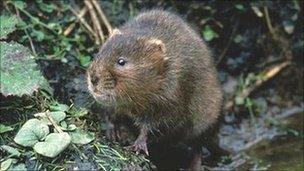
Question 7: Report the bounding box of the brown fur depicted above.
[87,10,223,167]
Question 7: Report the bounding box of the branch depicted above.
[263,6,275,38]
[263,6,292,61]
[91,0,113,34]
[64,7,88,36]
[224,61,291,111]
[84,0,105,44]
[274,105,304,119]
[69,6,97,43]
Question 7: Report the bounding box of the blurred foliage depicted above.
[0,15,18,39]
[0,0,302,170]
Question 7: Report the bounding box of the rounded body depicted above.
[87,10,222,143]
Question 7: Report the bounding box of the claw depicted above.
[132,138,149,156]
[129,126,149,156]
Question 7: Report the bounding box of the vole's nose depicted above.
[101,70,116,90]
[102,76,116,89]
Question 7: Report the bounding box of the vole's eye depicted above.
[117,58,126,66]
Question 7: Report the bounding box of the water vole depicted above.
[87,10,223,169]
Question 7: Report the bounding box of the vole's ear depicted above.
[143,38,168,73]
[109,28,122,37]
[144,38,166,54]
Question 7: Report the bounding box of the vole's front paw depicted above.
[131,137,149,156]
[105,122,120,141]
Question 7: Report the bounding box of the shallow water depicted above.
[218,112,304,170]
[244,113,304,170]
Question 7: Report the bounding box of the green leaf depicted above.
[69,129,95,145]
[31,30,45,42]
[48,23,63,34]
[49,102,69,112]
[37,1,56,13]
[245,98,253,107]
[14,119,49,147]
[235,4,245,11]
[202,25,218,42]
[8,163,26,171]
[1,145,21,157]
[69,107,89,117]
[0,41,50,96]
[12,1,27,10]
[60,123,77,131]
[233,34,243,44]
[60,121,68,129]
[16,20,27,29]
[79,55,91,67]
[0,124,14,134]
[67,124,77,131]
[30,16,41,24]
[0,159,13,171]
[287,129,299,136]
[0,15,18,39]
[33,132,71,158]
[34,111,66,125]
[235,96,245,105]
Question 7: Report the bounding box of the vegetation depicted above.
[0,0,302,170]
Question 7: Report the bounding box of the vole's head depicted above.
[87,29,168,107]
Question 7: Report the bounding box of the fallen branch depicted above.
[91,0,113,34]
[84,0,105,44]
[223,5,294,111]
[224,60,291,111]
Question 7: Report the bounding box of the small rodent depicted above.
[87,10,223,169]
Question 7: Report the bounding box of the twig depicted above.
[263,6,275,38]
[241,61,290,98]
[64,7,88,36]
[238,136,264,152]
[256,56,285,69]
[24,29,37,56]
[216,21,238,66]
[14,7,37,56]
[12,3,57,35]
[45,110,63,133]
[91,0,113,34]
[224,61,291,111]
[274,105,304,119]
[72,144,88,160]
[263,6,292,61]
[84,0,105,44]
[69,6,97,43]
